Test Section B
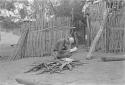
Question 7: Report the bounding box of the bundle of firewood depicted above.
[24,59,83,74]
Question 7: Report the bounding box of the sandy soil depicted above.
[0,45,125,85]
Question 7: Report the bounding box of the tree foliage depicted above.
[54,0,86,25]
[0,0,87,29]
[0,0,35,29]
[55,0,71,17]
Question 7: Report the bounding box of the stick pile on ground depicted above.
[24,59,83,74]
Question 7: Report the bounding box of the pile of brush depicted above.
[24,59,83,74]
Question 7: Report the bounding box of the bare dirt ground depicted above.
[0,45,125,85]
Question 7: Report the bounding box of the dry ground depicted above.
[0,45,125,85]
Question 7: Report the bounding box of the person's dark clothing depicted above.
[53,39,71,59]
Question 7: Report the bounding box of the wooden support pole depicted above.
[86,15,90,47]
[86,9,109,59]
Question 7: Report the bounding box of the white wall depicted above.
[0,31,20,45]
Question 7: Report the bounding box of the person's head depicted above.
[67,37,74,44]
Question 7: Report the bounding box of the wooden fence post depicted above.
[86,15,91,47]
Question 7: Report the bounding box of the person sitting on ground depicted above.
[53,37,78,59]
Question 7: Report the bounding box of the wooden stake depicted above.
[86,15,90,47]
